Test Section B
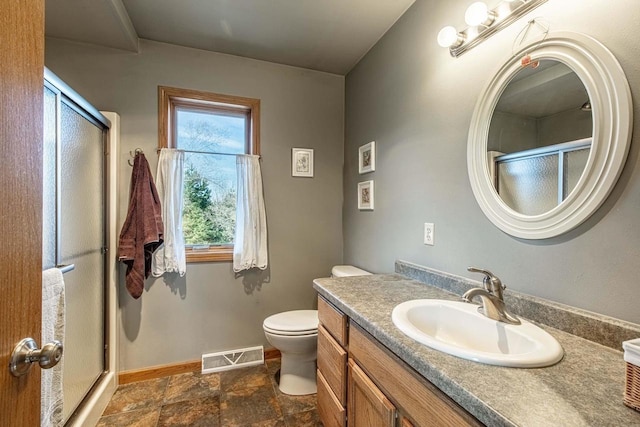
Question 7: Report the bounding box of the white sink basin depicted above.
[392,299,563,368]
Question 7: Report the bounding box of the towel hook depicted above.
[128,148,144,167]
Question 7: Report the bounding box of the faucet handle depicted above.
[467,267,493,277]
[467,267,505,292]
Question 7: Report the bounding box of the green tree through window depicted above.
[183,165,236,245]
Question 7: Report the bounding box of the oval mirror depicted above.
[468,32,632,239]
[488,60,593,216]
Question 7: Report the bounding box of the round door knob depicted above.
[38,341,63,369]
[10,338,64,377]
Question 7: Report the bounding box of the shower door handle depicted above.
[9,337,63,377]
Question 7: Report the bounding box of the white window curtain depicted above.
[234,155,268,272]
[152,148,186,277]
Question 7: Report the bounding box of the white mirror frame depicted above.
[468,31,632,239]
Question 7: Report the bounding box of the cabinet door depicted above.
[348,359,396,427]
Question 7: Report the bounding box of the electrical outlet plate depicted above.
[424,223,434,245]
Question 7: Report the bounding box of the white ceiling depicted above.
[496,61,590,118]
[45,0,416,75]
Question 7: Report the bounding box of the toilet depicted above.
[263,265,371,395]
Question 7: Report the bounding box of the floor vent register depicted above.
[201,345,264,373]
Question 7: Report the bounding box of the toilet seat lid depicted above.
[263,326,318,336]
[263,310,318,333]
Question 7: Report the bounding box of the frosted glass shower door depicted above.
[59,101,105,420]
[495,141,591,216]
[497,154,559,216]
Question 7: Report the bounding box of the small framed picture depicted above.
[357,180,374,210]
[358,141,376,174]
[292,148,314,177]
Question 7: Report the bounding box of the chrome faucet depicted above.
[463,267,520,325]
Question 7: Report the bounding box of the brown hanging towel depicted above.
[118,153,164,298]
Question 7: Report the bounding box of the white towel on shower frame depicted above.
[41,268,65,427]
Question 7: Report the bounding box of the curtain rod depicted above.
[128,147,258,167]
[156,148,259,158]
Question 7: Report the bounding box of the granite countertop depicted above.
[313,273,640,427]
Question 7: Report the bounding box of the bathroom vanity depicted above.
[314,263,640,427]
[317,296,481,426]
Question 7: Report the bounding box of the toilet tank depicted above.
[331,265,372,277]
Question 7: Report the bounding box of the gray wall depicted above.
[488,111,537,153]
[488,109,592,153]
[538,108,593,146]
[46,38,345,370]
[344,0,640,324]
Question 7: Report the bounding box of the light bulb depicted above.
[465,2,494,26]
[437,26,462,48]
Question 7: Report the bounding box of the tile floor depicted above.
[98,358,320,427]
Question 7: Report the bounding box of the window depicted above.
[159,86,260,262]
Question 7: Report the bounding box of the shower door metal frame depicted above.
[44,68,112,423]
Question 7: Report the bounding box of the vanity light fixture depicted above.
[437,26,465,48]
[437,0,548,57]
[464,2,495,27]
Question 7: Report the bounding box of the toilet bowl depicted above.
[263,265,371,395]
[264,310,318,395]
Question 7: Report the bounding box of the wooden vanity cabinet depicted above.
[317,296,482,427]
[318,297,349,427]
[349,324,483,427]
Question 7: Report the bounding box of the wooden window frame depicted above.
[158,86,260,263]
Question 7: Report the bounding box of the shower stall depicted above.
[492,138,591,215]
[43,68,118,425]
